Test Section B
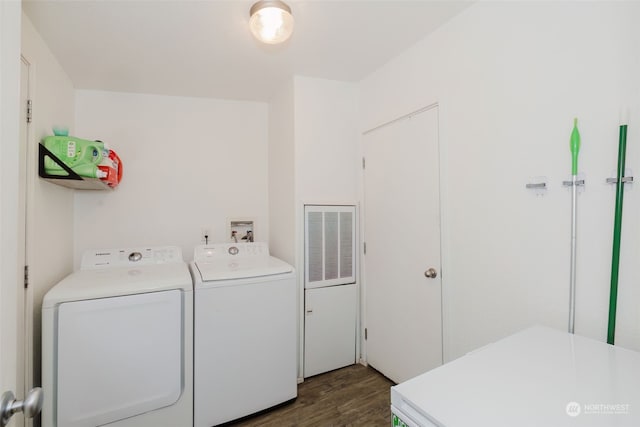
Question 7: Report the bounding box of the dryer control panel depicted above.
[81,246,183,270]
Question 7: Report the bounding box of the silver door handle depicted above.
[0,388,43,427]
[424,268,438,279]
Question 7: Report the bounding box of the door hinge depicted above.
[24,265,29,289]
[362,157,365,169]
[363,242,366,255]
[364,328,368,340]
[26,99,32,124]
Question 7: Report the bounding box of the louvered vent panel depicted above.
[339,211,353,278]
[305,205,356,288]
[307,212,324,283]
[324,212,339,280]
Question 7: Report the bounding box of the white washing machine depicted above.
[191,242,297,427]
[41,246,193,427]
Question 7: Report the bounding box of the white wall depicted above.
[294,76,359,204]
[21,12,76,389]
[359,1,640,361]
[268,80,296,265]
[268,76,359,265]
[74,90,268,264]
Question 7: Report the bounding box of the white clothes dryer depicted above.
[41,246,193,427]
[191,242,297,427]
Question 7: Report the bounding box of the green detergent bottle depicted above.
[43,135,106,178]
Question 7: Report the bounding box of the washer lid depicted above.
[42,263,192,308]
[194,256,293,282]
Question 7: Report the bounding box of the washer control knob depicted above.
[228,246,239,255]
[128,252,142,262]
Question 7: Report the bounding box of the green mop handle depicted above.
[570,118,581,174]
[607,121,628,345]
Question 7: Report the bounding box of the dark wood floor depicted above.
[233,364,395,427]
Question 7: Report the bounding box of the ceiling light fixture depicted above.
[249,0,294,45]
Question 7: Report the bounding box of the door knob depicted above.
[424,268,438,279]
[0,388,43,427]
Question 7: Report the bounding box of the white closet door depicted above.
[363,106,442,383]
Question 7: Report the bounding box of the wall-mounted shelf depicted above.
[38,143,112,190]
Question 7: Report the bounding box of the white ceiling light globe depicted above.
[249,1,294,44]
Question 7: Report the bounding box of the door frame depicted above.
[20,55,35,427]
[359,102,451,367]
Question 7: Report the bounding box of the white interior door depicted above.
[363,105,442,384]
[1,3,26,425]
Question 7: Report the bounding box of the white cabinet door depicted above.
[304,284,357,378]
[363,106,442,383]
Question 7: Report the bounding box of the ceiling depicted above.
[23,0,471,102]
